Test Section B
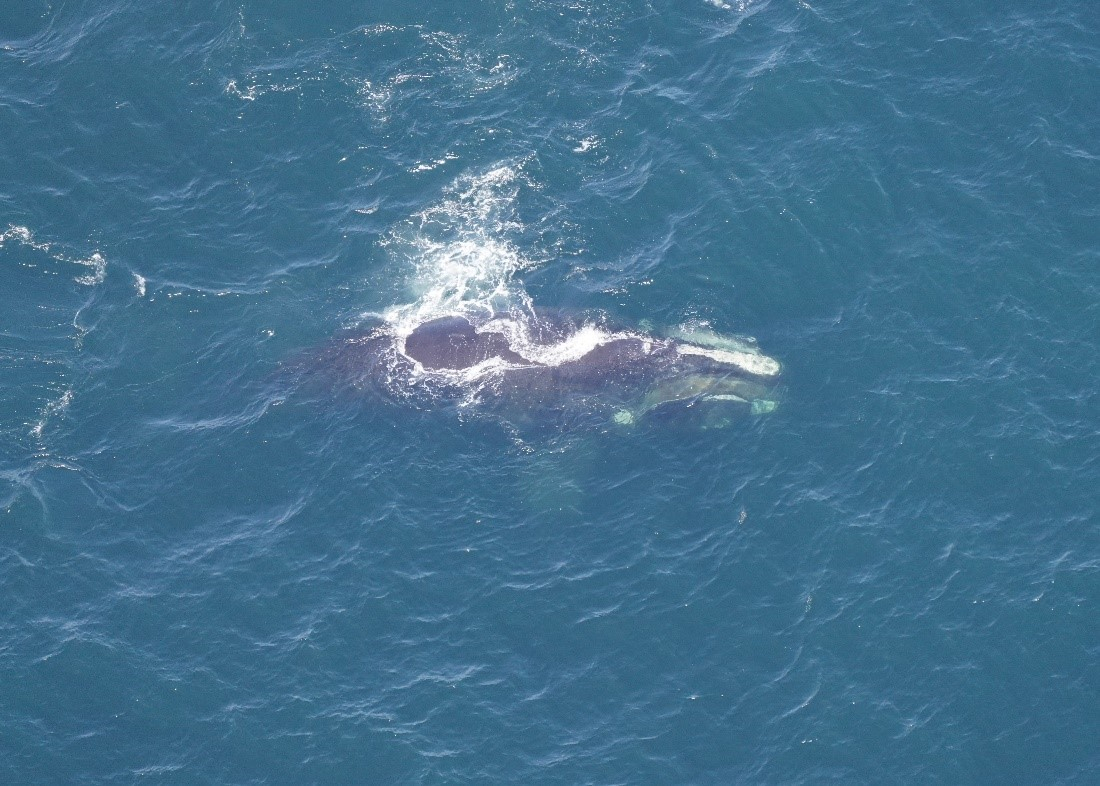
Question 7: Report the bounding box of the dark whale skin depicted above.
[288,313,778,426]
[404,316,527,370]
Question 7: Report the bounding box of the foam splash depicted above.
[480,319,632,368]
[381,163,538,334]
[706,0,757,11]
[0,225,37,247]
[31,388,74,439]
[1,224,107,286]
[74,252,107,286]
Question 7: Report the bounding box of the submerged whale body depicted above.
[298,309,781,429]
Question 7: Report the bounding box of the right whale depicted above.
[295,308,781,429]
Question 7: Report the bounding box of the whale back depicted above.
[404,316,527,370]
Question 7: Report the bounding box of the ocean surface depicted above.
[2,1,1098,783]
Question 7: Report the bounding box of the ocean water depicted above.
[2,0,1098,783]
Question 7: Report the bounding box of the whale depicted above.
[292,308,781,429]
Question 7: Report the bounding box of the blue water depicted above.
[3,1,1098,782]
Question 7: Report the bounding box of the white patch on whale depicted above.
[674,344,781,377]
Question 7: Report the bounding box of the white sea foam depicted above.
[409,153,459,173]
[1,225,107,286]
[573,136,600,153]
[226,75,304,103]
[31,388,73,439]
[481,317,625,367]
[74,252,107,286]
[382,163,538,336]
[1,224,48,250]
[706,0,757,11]
[525,326,621,365]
